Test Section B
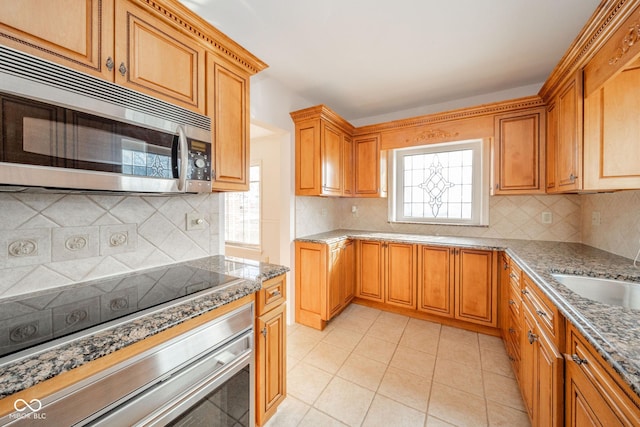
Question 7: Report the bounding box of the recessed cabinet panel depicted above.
[321,123,343,195]
[115,0,205,113]
[0,0,114,80]
[356,240,384,302]
[455,248,496,326]
[418,246,453,317]
[354,134,381,196]
[385,243,416,308]
[555,73,583,192]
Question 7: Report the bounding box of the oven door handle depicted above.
[176,125,188,192]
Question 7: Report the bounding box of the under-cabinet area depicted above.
[293,231,640,426]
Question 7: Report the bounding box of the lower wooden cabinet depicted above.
[417,246,497,327]
[294,239,354,330]
[356,241,417,309]
[565,322,640,426]
[255,275,287,426]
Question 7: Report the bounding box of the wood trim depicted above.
[290,104,355,133]
[354,96,544,135]
[0,294,255,417]
[540,0,638,101]
[133,0,267,75]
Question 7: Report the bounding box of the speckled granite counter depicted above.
[297,230,640,398]
[0,255,289,399]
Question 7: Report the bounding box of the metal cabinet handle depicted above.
[509,273,517,279]
[571,354,588,365]
[508,328,516,334]
[508,299,516,305]
[270,290,281,298]
[261,327,267,338]
[503,262,509,270]
[527,330,538,344]
[106,56,114,71]
[119,62,127,76]
[536,309,547,317]
[569,173,577,182]
[521,289,529,295]
[508,356,515,362]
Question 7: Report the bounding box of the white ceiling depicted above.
[180,0,601,122]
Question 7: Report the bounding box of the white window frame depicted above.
[389,139,490,226]
[224,162,262,249]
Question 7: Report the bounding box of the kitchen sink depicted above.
[551,274,640,310]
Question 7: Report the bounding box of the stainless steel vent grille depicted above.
[0,45,210,132]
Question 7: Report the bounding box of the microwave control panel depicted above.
[187,139,212,182]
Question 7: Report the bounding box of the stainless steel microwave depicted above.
[0,45,212,193]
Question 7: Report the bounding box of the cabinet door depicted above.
[342,240,356,305]
[499,253,511,338]
[295,119,321,195]
[493,108,545,194]
[354,134,382,197]
[356,240,384,302]
[256,303,286,426]
[454,248,497,326]
[520,305,536,419]
[546,101,558,191]
[327,243,343,318]
[294,241,327,329]
[418,245,453,317]
[535,329,564,427]
[385,243,416,308]
[115,0,205,113]
[321,122,343,196]
[343,135,354,196]
[584,64,640,190]
[208,55,250,191]
[0,0,114,80]
[555,72,583,192]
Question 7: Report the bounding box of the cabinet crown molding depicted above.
[290,104,355,132]
[141,0,267,75]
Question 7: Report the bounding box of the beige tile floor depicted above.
[265,303,531,427]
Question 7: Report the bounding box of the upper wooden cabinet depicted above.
[354,134,387,197]
[546,71,583,193]
[0,0,114,81]
[207,54,250,191]
[291,105,354,197]
[114,0,206,113]
[493,108,546,194]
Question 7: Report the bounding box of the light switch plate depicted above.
[186,212,207,231]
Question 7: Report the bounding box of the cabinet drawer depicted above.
[508,281,521,317]
[522,275,563,348]
[257,275,286,316]
[566,324,640,425]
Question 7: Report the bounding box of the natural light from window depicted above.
[389,139,489,226]
[225,164,261,247]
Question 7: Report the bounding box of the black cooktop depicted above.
[0,263,239,359]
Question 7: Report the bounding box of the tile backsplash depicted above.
[0,192,221,298]
[297,194,582,242]
[581,190,640,261]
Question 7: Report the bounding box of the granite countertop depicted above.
[0,255,289,399]
[297,230,640,397]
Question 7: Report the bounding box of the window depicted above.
[225,164,261,247]
[389,139,489,226]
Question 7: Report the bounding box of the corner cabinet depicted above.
[255,274,287,426]
[546,71,583,193]
[294,240,355,330]
[291,105,355,196]
[207,53,250,191]
[493,108,546,194]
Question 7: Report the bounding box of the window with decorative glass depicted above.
[225,164,261,247]
[389,139,489,225]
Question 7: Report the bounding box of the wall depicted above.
[296,194,582,242]
[0,192,222,298]
[581,190,640,260]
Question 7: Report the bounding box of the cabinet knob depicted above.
[119,62,127,76]
[571,354,588,365]
[569,173,577,182]
[105,56,114,72]
[527,330,538,344]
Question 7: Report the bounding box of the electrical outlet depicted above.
[541,211,552,224]
[186,212,207,231]
[592,211,601,226]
